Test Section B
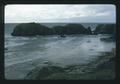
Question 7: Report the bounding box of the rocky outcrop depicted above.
[100,36,115,42]
[63,24,90,35]
[52,24,92,35]
[11,23,53,36]
[93,24,116,34]
[11,23,93,36]
[25,66,65,79]
[87,26,92,35]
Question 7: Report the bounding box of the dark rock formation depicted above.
[63,23,89,35]
[25,66,65,79]
[100,36,115,42]
[52,26,65,35]
[11,22,53,36]
[93,24,116,34]
[87,26,92,35]
[60,34,66,38]
[52,23,89,35]
[11,23,93,36]
[96,56,115,69]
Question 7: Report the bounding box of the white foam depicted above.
[5,35,115,67]
[5,41,27,48]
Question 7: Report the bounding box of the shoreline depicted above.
[5,35,115,80]
[25,48,115,80]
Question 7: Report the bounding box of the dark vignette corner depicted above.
[116,1,120,80]
[0,1,5,80]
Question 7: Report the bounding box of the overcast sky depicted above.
[5,4,116,23]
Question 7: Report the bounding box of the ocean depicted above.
[5,23,116,79]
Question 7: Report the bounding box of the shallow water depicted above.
[5,35,115,79]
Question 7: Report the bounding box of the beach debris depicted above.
[60,34,66,38]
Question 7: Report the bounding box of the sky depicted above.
[5,4,116,23]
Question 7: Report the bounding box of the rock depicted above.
[5,48,8,50]
[11,23,93,36]
[87,40,91,43]
[60,35,66,38]
[11,22,52,36]
[25,66,65,79]
[96,57,115,69]
[63,23,90,34]
[93,24,115,34]
[87,26,92,35]
[100,37,115,42]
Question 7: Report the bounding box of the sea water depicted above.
[5,23,115,79]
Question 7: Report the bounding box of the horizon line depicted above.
[5,22,116,24]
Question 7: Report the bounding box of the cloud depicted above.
[5,4,116,23]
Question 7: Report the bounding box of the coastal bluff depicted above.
[11,23,92,36]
